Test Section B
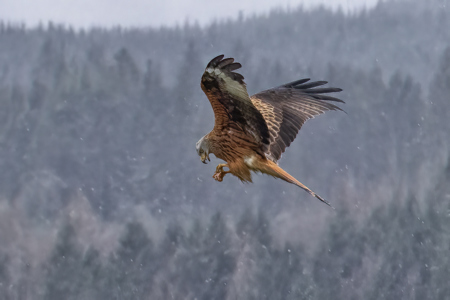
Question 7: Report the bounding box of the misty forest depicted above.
[1,0,450,299]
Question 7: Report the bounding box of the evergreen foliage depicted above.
[0,0,449,298]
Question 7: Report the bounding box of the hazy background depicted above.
[1,0,379,28]
[0,0,449,299]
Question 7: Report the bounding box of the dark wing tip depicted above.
[225,62,242,72]
[204,55,245,83]
[284,79,345,104]
[206,55,241,70]
[282,78,310,88]
[218,57,234,68]
[303,87,342,93]
[207,54,225,68]
[282,79,343,93]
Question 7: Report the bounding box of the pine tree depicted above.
[0,254,11,300]
[43,223,83,300]
[174,214,235,300]
[105,221,154,300]
[428,46,450,155]
[201,213,235,300]
[113,47,140,92]
[78,247,104,300]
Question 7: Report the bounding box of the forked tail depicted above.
[262,160,332,207]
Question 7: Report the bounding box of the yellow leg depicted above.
[215,163,229,173]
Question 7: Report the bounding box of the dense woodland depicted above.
[0,0,450,298]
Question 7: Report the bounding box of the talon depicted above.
[213,172,224,182]
[213,169,230,182]
[212,164,230,182]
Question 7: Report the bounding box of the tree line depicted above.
[2,162,449,299]
[0,0,449,298]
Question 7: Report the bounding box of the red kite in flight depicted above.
[196,55,344,206]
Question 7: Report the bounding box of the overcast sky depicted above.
[1,0,379,29]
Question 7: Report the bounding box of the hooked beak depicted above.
[200,152,210,164]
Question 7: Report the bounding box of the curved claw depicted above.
[213,172,224,182]
[209,163,229,182]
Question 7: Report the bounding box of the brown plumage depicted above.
[196,55,344,206]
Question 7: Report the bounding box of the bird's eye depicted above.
[199,149,204,154]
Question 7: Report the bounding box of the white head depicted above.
[196,135,211,164]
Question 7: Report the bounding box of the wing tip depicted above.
[282,78,310,88]
[207,54,225,68]
[204,54,245,83]
[289,80,345,105]
[206,54,241,71]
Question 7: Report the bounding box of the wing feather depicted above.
[224,63,242,72]
[201,55,270,146]
[251,79,344,162]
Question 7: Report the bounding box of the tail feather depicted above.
[262,160,332,207]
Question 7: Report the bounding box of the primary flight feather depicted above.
[196,55,344,206]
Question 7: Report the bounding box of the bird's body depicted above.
[196,55,344,206]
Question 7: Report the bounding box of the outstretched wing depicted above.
[251,79,344,162]
[201,55,270,146]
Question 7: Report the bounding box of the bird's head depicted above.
[196,135,211,164]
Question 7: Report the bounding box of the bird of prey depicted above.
[196,55,344,206]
